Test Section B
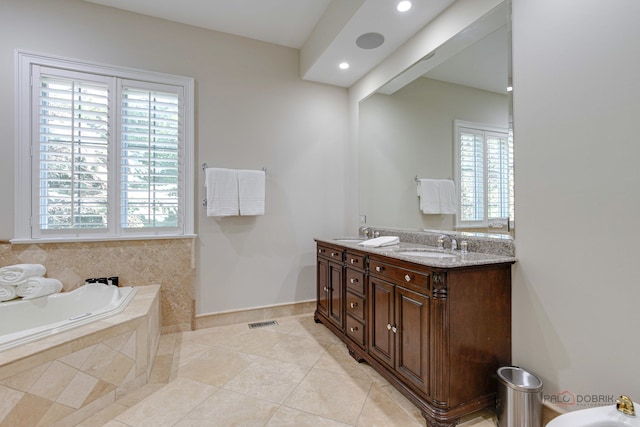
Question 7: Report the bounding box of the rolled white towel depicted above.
[0,264,46,285]
[16,277,63,300]
[0,284,19,302]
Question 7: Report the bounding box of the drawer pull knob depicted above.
[350,278,358,284]
[405,274,411,282]
[387,323,392,330]
[350,302,358,308]
[350,326,358,332]
[350,258,357,264]
[376,266,384,272]
[318,249,324,253]
[331,252,339,257]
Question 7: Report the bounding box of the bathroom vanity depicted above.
[315,236,515,427]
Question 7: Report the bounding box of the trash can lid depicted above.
[497,366,543,392]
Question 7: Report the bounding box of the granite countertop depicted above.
[315,237,516,269]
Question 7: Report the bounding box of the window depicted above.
[454,120,513,229]
[14,51,194,242]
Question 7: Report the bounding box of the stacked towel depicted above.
[0,263,46,284]
[0,284,18,302]
[16,277,63,300]
[0,264,63,302]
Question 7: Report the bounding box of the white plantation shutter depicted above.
[455,121,513,228]
[16,52,194,242]
[120,84,181,229]
[35,68,114,234]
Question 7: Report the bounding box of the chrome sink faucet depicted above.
[616,395,635,416]
[438,234,457,251]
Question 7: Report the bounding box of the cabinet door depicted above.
[396,286,430,395]
[316,256,329,318]
[369,277,395,369]
[328,260,344,328]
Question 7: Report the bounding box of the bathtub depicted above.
[0,283,137,351]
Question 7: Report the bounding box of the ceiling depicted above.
[83,0,458,87]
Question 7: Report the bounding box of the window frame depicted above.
[453,119,512,229]
[13,50,195,243]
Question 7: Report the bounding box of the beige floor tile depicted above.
[114,377,216,427]
[266,406,352,427]
[76,402,128,427]
[173,389,279,426]
[177,347,257,387]
[261,334,330,367]
[284,367,372,425]
[313,343,375,382]
[115,383,166,408]
[223,356,310,403]
[356,385,424,427]
[459,409,498,426]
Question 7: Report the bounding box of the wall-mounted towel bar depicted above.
[415,175,452,182]
[202,163,267,174]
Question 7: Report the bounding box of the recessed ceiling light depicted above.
[339,62,350,70]
[397,1,412,12]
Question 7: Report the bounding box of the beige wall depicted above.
[359,77,507,230]
[0,0,349,319]
[511,0,640,410]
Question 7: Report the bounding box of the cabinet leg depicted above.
[347,346,366,363]
[423,413,458,427]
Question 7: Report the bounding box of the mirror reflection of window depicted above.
[454,120,513,230]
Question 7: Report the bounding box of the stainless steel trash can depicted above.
[497,366,543,427]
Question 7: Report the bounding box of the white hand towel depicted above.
[0,264,46,285]
[205,168,239,217]
[358,236,400,248]
[16,277,63,300]
[418,179,457,214]
[0,284,19,302]
[238,169,265,216]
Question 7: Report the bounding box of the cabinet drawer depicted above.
[369,258,430,291]
[346,315,365,347]
[317,245,343,262]
[345,268,365,294]
[345,252,366,270]
[346,291,365,321]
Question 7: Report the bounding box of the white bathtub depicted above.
[0,283,137,351]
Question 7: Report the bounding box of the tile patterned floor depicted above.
[80,314,498,427]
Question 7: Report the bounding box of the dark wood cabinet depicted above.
[314,240,513,427]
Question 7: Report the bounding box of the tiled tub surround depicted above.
[0,238,195,333]
[0,285,160,427]
[358,227,516,257]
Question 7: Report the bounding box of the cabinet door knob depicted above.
[392,326,397,334]
[350,326,358,332]
[405,274,411,282]
[350,302,358,308]
[387,323,392,330]
[376,266,384,272]
[350,278,358,284]
[323,287,329,292]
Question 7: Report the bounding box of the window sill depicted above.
[9,234,197,245]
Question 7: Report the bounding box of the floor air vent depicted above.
[248,320,278,329]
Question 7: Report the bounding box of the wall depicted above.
[511,0,640,410]
[359,77,507,230]
[0,0,348,319]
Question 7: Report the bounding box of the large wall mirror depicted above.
[358,1,513,236]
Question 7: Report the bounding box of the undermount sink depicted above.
[395,249,457,259]
[547,402,640,427]
[333,238,363,242]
